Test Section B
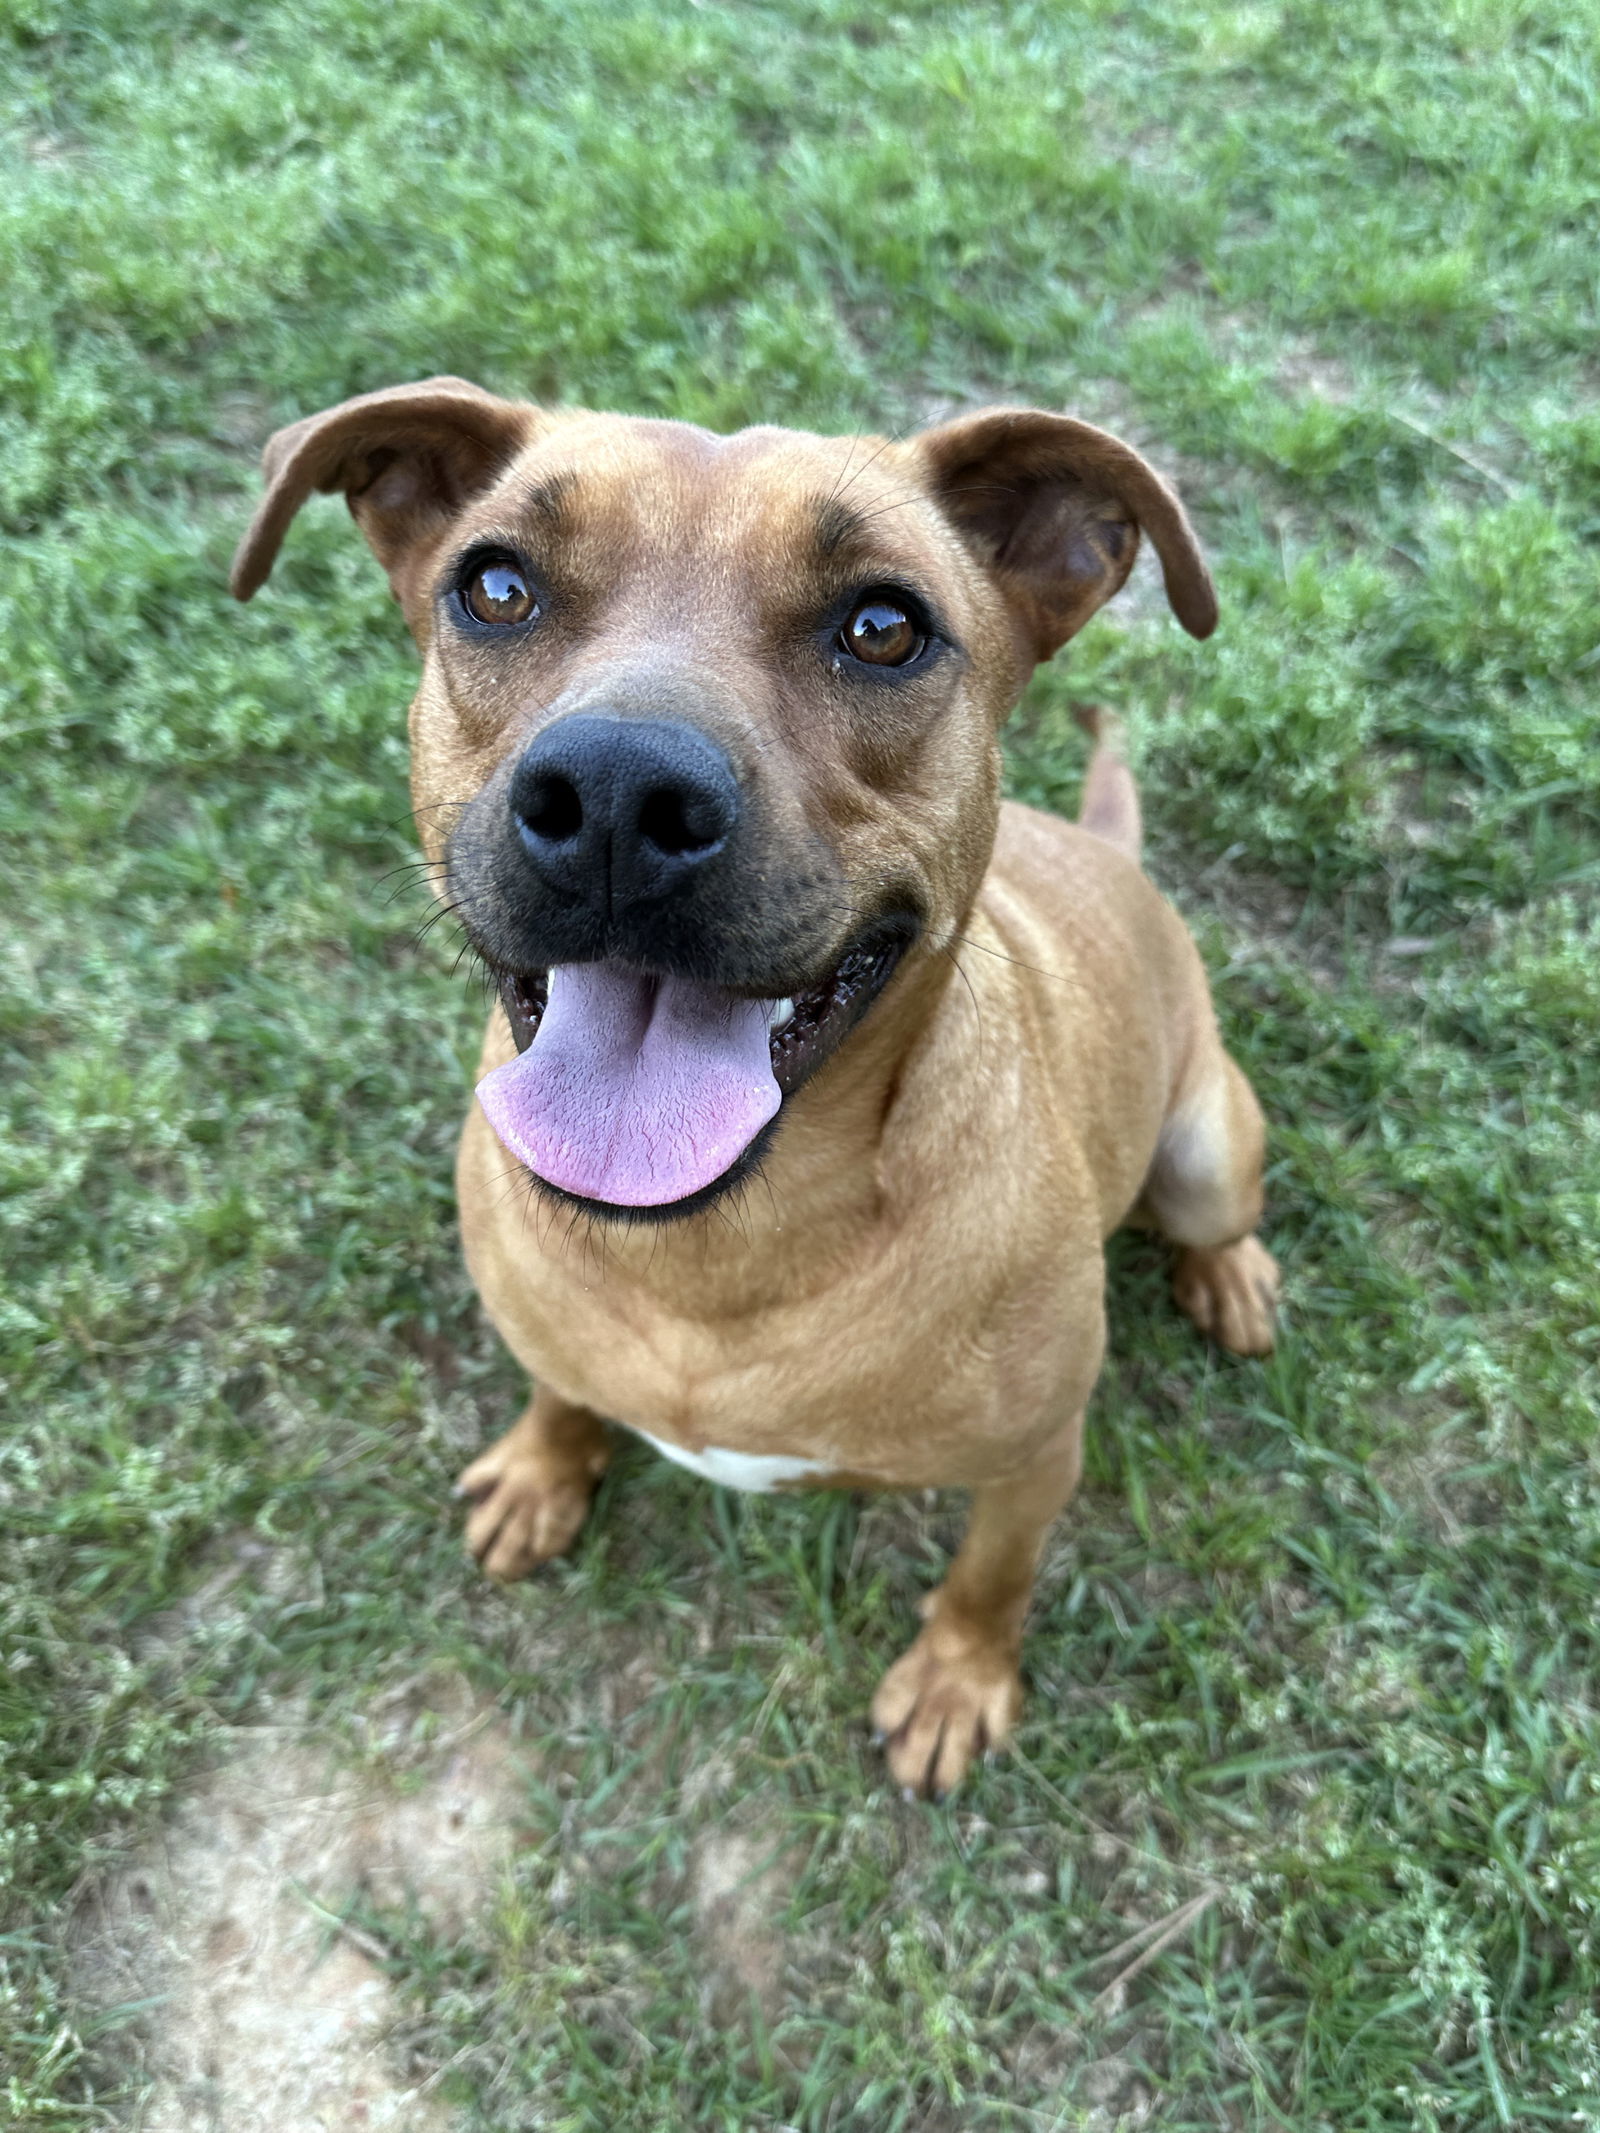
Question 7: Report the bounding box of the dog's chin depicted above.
[484,915,917,1225]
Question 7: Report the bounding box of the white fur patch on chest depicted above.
[630,1426,831,1494]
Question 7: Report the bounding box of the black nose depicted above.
[509,715,740,915]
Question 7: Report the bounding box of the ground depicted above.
[3,1,1599,2127]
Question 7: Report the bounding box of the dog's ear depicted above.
[915,407,1217,660]
[230,377,539,604]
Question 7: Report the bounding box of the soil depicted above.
[74,1695,532,2131]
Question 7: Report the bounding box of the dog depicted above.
[232,378,1279,1799]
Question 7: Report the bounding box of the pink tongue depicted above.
[476,964,782,1207]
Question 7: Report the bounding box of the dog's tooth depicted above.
[767,997,795,1032]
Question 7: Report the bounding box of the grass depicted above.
[2,0,1598,2124]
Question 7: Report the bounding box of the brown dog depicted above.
[232,378,1278,1798]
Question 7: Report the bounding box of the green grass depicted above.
[3,0,1599,2124]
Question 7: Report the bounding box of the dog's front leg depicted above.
[454,1385,610,1579]
[872,1425,1084,1799]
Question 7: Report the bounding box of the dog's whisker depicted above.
[819,426,867,519]
[413,895,469,941]
[945,931,1089,991]
[755,1161,782,1234]
[826,430,901,516]
[940,943,984,1047]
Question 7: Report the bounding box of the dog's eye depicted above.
[840,597,923,668]
[463,559,539,627]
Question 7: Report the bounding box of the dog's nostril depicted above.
[522,775,583,843]
[638,786,721,858]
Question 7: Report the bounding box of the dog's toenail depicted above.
[901,1784,919,1804]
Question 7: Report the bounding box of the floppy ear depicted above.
[915,407,1217,661]
[229,376,539,604]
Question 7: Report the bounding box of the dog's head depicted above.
[234,377,1214,1220]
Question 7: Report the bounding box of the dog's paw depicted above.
[1173,1235,1279,1356]
[870,1623,1023,1801]
[454,1438,598,1580]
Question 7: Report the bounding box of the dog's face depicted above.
[234,378,1214,1219]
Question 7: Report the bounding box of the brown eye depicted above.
[840,596,923,667]
[463,558,538,627]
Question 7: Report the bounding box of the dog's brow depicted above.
[813,489,929,568]
[521,470,579,531]
[814,495,870,559]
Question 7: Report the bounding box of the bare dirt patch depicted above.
[692,1826,796,2023]
[75,1692,533,2130]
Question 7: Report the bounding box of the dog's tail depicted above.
[1072,704,1142,864]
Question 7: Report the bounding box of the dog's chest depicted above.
[526,1250,1072,1494]
[625,1428,832,1493]
[561,1315,860,1486]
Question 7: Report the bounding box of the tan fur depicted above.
[234,384,1278,1798]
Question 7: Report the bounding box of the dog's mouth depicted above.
[475,920,913,1219]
